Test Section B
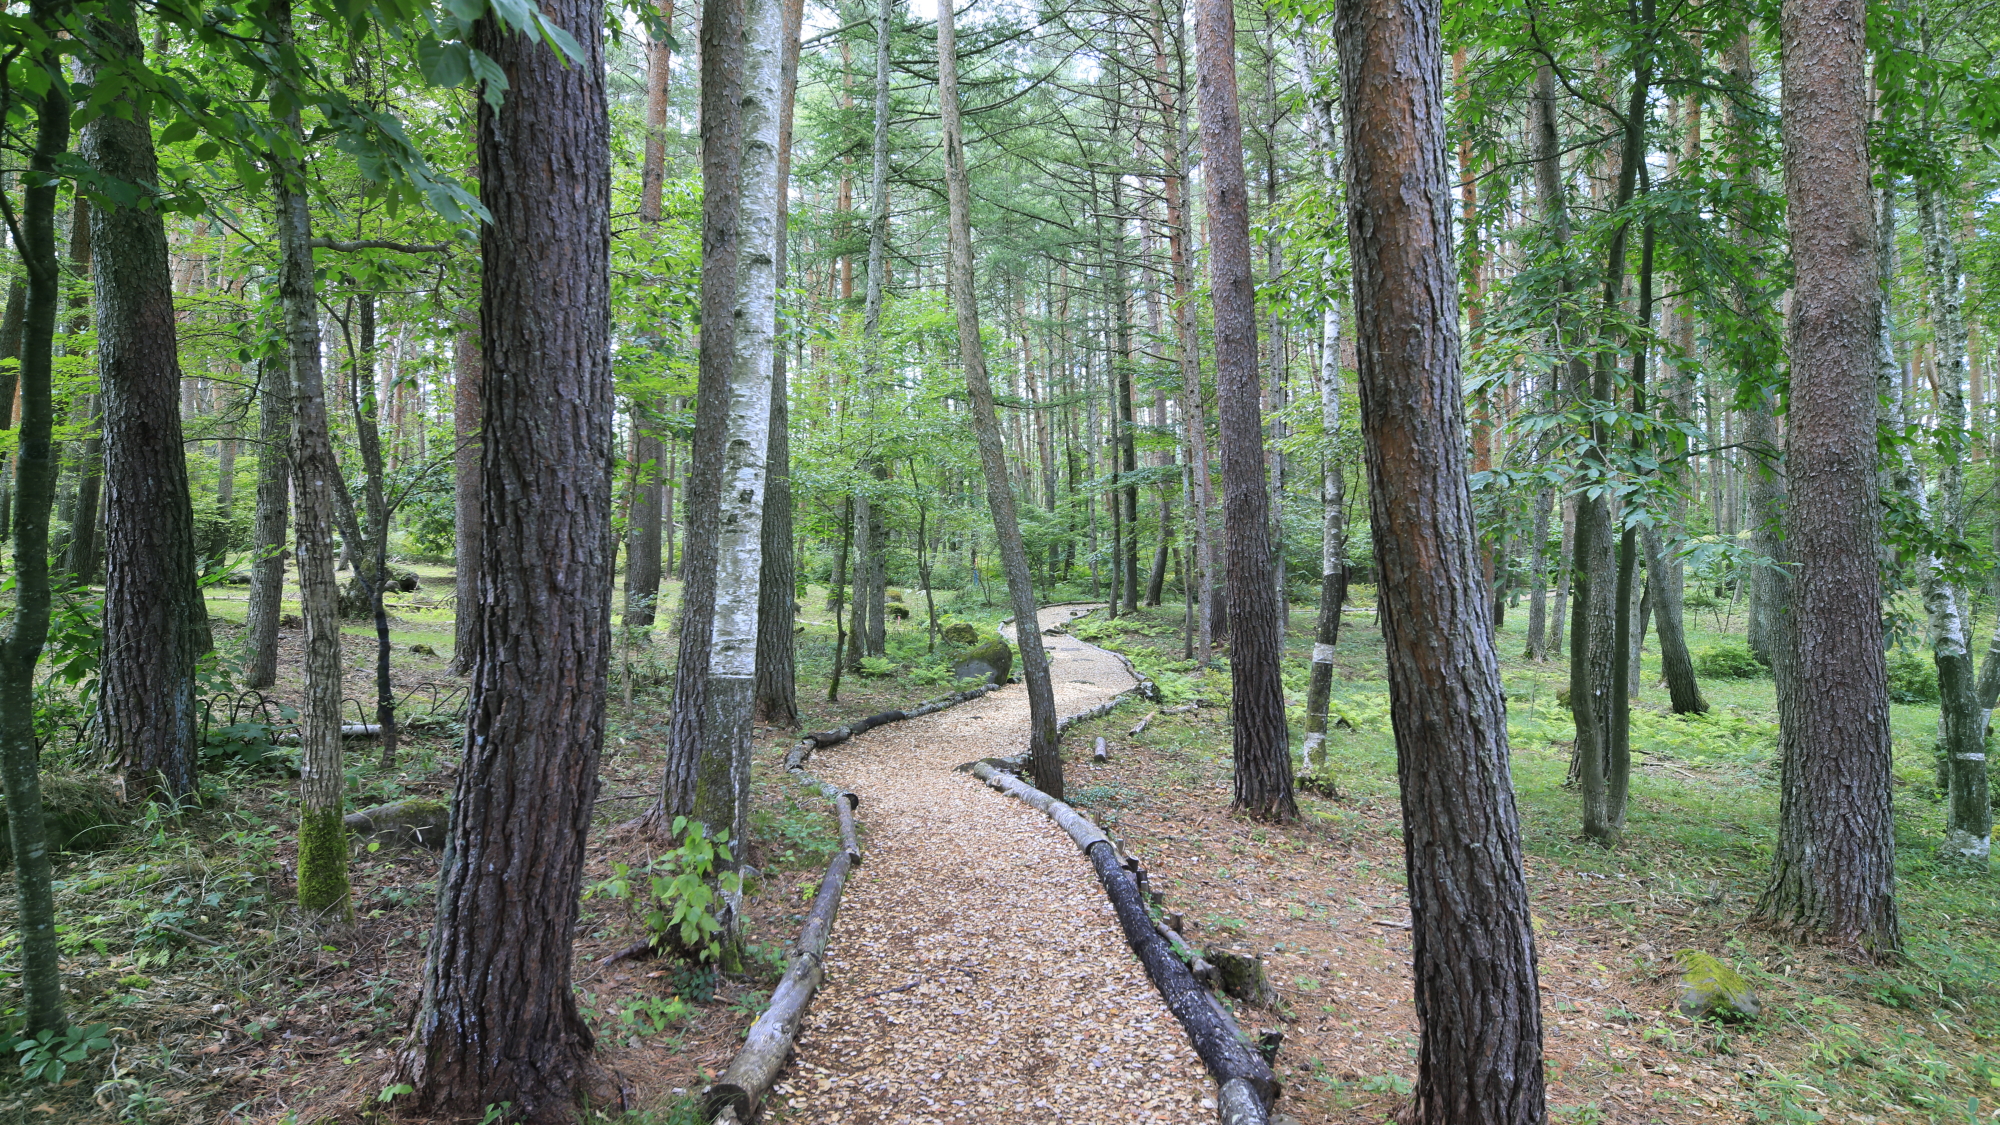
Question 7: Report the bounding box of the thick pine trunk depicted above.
[1,18,73,1035]
[245,356,291,688]
[398,0,613,1115]
[1194,0,1294,821]
[937,0,1063,798]
[1753,0,1901,956]
[84,0,205,802]
[1333,0,1547,1115]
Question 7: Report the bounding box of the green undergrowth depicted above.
[1076,594,2000,1123]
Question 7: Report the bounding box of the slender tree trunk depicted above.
[245,356,291,688]
[1752,0,1901,955]
[1644,527,1707,712]
[349,294,397,769]
[397,0,613,1114]
[84,0,206,801]
[64,396,101,581]
[1299,42,1346,771]
[639,0,677,222]
[827,496,853,702]
[450,320,483,673]
[0,16,73,1034]
[655,0,751,828]
[1914,179,1991,865]
[754,0,806,729]
[1150,1,1215,665]
[1333,0,1547,1113]
[1526,480,1551,661]
[271,7,350,922]
[1195,0,1294,820]
[624,424,664,631]
[938,0,1062,798]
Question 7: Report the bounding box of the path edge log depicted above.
[968,757,1279,1117]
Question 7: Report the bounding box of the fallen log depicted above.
[1129,711,1157,738]
[703,849,855,1123]
[1218,1077,1270,1125]
[1092,737,1110,763]
[970,760,1278,1112]
[1084,838,1278,1106]
[835,793,862,865]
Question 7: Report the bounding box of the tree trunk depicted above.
[348,293,397,769]
[1752,0,1901,955]
[656,0,751,827]
[271,6,350,923]
[699,0,782,847]
[937,0,1063,798]
[639,0,677,222]
[624,424,664,630]
[1573,21,1652,847]
[245,356,291,688]
[827,496,853,702]
[84,0,207,802]
[1914,179,1990,865]
[0,16,73,1035]
[753,0,806,729]
[397,0,613,1114]
[1149,1,1214,666]
[1332,0,1548,1114]
[1525,482,1551,661]
[1643,527,1707,713]
[450,320,483,673]
[63,397,101,581]
[1194,0,1294,821]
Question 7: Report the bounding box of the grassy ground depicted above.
[1,558,1991,1123]
[1059,589,1998,1123]
[0,563,1020,1125]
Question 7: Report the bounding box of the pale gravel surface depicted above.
[775,606,1214,1124]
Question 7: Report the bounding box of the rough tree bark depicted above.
[270,0,350,922]
[1332,0,1548,1115]
[653,0,750,827]
[396,0,614,1116]
[937,0,1063,798]
[1752,0,1901,956]
[450,320,482,673]
[753,0,806,728]
[1297,43,1346,773]
[245,355,291,688]
[0,8,73,1034]
[1194,0,1295,821]
[84,0,207,803]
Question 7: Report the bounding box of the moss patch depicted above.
[296,805,353,921]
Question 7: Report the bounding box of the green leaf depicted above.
[158,117,198,145]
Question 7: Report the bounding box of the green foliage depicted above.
[13,1022,113,1084]
[1693,641,1767,680]
[1888,648,1942,704]
[855,655,896,677]
[590,818,742,964]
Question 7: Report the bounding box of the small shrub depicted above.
[1693,641,1767,679]
[855,655,896,678]
[1886,648,1940,704]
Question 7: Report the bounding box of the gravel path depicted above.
[775,606,1213,1124]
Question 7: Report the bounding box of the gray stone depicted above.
[941,621,981,646]
[951,637,1012,685]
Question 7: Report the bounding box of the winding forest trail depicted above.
[775,605,1213,1123]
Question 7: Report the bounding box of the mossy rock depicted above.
[0,770,129,868]
[951,637,1013,685]
[1675,949,1759,1021]
[941,621,982,647]
[345,797,451,850]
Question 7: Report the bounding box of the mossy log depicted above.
[344,797,450,849]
